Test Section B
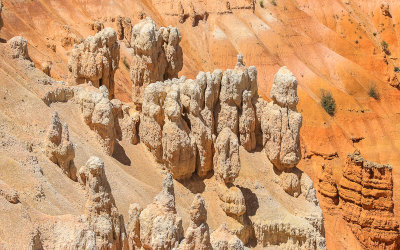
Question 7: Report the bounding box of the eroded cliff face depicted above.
[318,151,400,249]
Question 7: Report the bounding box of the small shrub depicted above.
[394,66,400,73]
[122,57,129,70]
[320,90,336,116]
[271,0,277,6]
[355,40,359,44]
[381,40,389,50]
[260,0,264,8]
[368,85,379,100]
[373,32,377,36]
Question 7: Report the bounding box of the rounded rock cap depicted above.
[270,66,299,108]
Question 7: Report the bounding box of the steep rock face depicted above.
[139,174,184,249]
[162,84,196,179]
[130,17,183,107]
[178,194,211,250]
[263,66,302,171]
[78,156,127,249]
[112,99,140,145]
[140,55,259,179]
[45,111,76,181]
[337,152,399,249]
[116,16,132,42]
[8,36,29,60]
[127,203,142,249]
[210,224,244,250]
[68,28,120,99]
[75,85,116,155]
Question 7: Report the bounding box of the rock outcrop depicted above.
[68,27,120,99]
[45,111,77,181]
[75,85,116,155]
[263,66,302,171]
[78,156,127,249]
[130,17,183,107]
[127,203,142,249]
[337,152,399,249]
[41,61,52,76]
[116,16,132,42]
[140,55,259,179]
[0,179,19,204]
[179,194,211,249]
[139,174,184,249]
[8,36,30,60]
[162,84,196,179]
[210,224,244,250]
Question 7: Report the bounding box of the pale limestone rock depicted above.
[270,66,299,109]
[162,84,196,180]
[179,194,211,250]
[214,128,240,184]
[45,111,76,181]
[263,67,302,171]
[239,90,256,151]
[68,28,120,99]
[78,156,127,249]
[130,17,183,107]
[139,174,184,249]
[216,182,246,217]
[75,85,116,155]
[8,36,29,60]
[210,224,244,250]
[139,81,169,162]
[127,203,142,249]
[112,99,140,145]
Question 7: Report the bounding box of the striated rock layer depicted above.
[338,152,399,249]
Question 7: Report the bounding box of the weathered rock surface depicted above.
[139,174,184,249]
[8,36,30,60]
[68,27,120,99]
[116,16,132,42]
[0,179,19,204]
[75,85,116,155]
[140,55,259,179]
[162,84,196,179]
[78,156,127,249]
[263,66,302,171]
[127,203,142,249]
[210,224,244,250]
[45,111,76,181]
[179,194,211,250]
[41,61,52,76]
[130,17,183,107]
[337,152,399,249]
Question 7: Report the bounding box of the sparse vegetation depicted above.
[381,40,389,50]
[355,40,359,44]
[123,57,129,70]
[271,0,277,6]
[373,32,377,36]
[320,90,336,116]
[368,85,379,100]
[394,67,400,73]
[260,0,264,8]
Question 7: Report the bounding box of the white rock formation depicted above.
[263,66,302,171]
[139,55,260,179]
[78,156,127,249]
[75,85,116,155]
[8,36,30,60]
[68,27,120,99]
[130,17,183,107]
[210,224,244,250]
[139,174,184,249]
[45,111,76,181]
[179,194,211,250]
[127,203,142,249]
